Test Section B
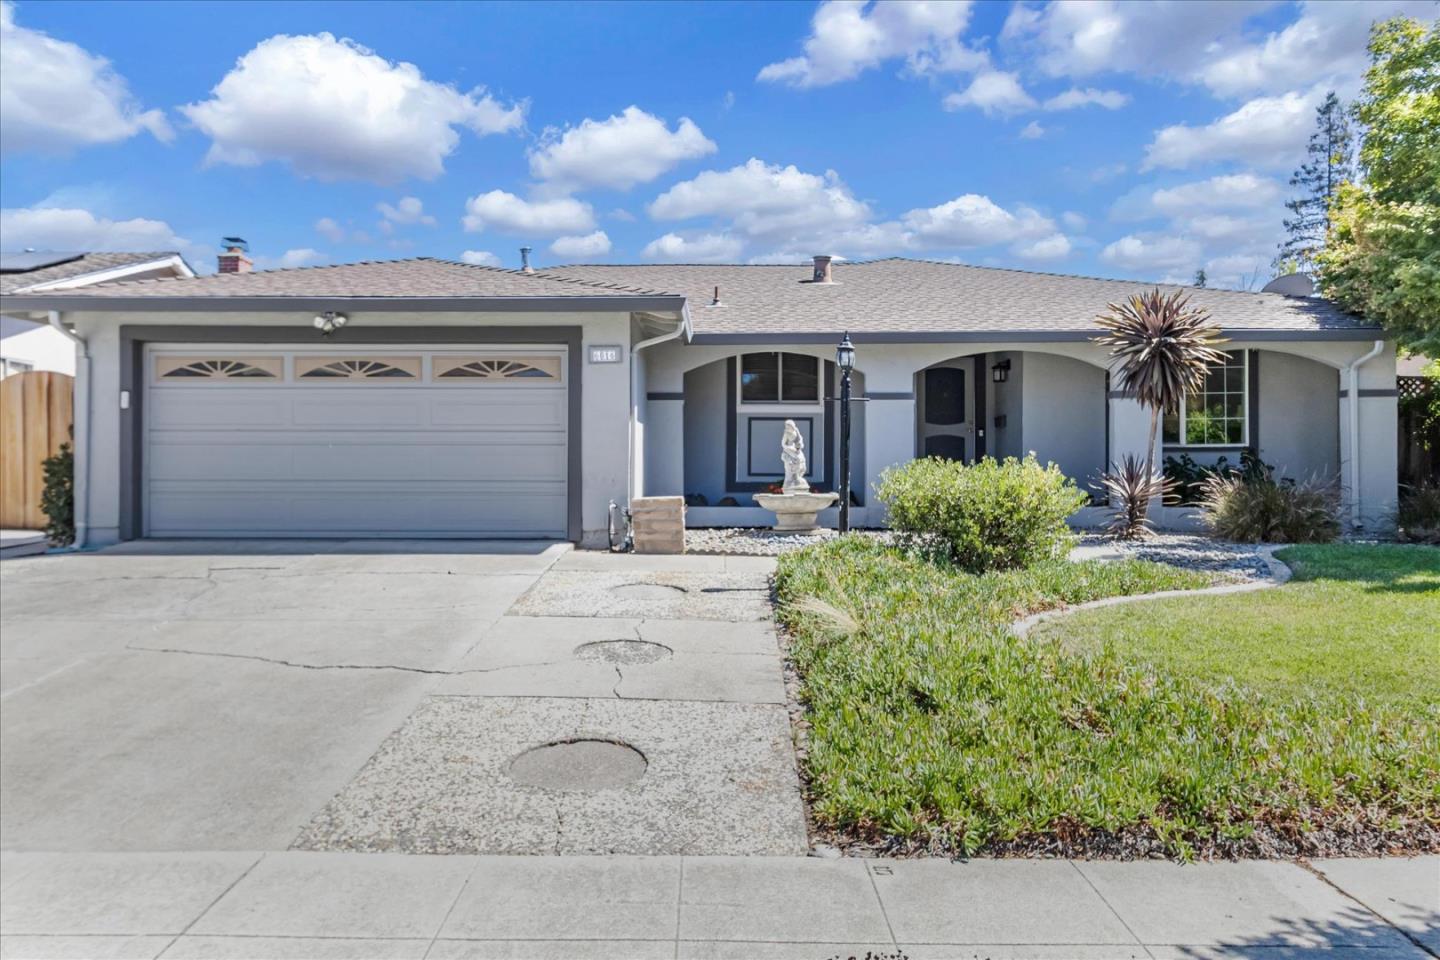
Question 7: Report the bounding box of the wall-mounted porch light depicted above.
[313,311,348,336]
[991,358,1011,383]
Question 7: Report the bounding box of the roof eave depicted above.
[0,293,689,315]
[688,327,1387,345]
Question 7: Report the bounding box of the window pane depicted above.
[1226,419,1244,444]
[1162,409,1180,443]
[1176,350,1246,446]
[740,353,779,402]
[780,353,820,402]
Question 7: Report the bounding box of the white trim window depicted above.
[1163,350,1248,446]
[738,352,820,407]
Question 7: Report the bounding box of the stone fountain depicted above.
[753,419,839,532]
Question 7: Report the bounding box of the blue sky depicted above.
[1,0,1432,287]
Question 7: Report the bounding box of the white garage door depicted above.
[144,346,569,538]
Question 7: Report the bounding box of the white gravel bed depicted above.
[688,527,1275,580]
[1072,533,1276,580]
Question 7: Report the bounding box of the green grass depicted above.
[775,537,1440,859]
[1036,544,1440,707]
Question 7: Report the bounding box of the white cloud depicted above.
[758,0,977,87]
[1042,87,1129,111]
[1100,233,1205,273]
[181,32,522,183]
[1061,210,1087,230]
[528,106,716,193]
[376,196,436,226]
[1002,1,1267,85]
[459,249,501,267]
[1019,120,1046,139]
[0,204,187,251]
[942,70,1036,115]
[314,217,347,243]
[462,190,595,235]
[902,194,1057,247]
[642,232,745,263]
[1143,90,1318,170]
[1111,173,1285,220]
[648,158,871,241]
[254,248,326,270]
[1013,232,1072,260]
[1197,0,1433,98]
[0,0,171,152]
[549,230,612,259]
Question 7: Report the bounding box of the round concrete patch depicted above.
[507,739,647,791]
[609,582,686,601]
[573,639,674,664]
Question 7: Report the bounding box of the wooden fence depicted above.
[0,371,74,530]
[1399,375,1439,486]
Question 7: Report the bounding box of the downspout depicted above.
[47,310,89,548]
[1343,339,1384,530]
[628,306,691,502]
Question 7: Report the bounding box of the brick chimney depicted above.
[217,236,253,274]
[811,254,834,284]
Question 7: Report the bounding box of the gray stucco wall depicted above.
[1020,352,1106,492]
[683,359,729,504]
[989,351,1025,461]
[1257,350,1340,481]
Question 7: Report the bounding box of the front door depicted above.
[919,365,973,461]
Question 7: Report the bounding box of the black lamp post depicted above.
[836,332,856,534]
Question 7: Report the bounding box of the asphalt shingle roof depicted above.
[543,258,1372,337]
[20,257,670,299]
[0,251,181,294]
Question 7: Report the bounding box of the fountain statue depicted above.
[754,419,840,532]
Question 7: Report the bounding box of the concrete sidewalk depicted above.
[1,851,1435,959]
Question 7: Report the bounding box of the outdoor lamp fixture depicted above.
[313,311,348,336]
[991,358,1011,383]
[836,332,856,534]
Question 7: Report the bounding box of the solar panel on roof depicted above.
[0,251,85,273]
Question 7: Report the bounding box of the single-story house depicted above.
[0,248,1398,548]
[1,251,194,377]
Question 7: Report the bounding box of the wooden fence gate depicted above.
[1,372,74,530]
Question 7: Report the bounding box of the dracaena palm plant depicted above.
[1093,288,1228,525]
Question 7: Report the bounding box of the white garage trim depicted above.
[119,325,585,542]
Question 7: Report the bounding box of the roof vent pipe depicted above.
[520,246,534,274]
[811,255,834,284]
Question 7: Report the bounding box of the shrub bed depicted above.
[775,537,1440,859]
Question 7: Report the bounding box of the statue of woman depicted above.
[780,419,808,493]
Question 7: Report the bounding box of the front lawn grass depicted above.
[774,537,1440,859]
[1035,544,1440,707]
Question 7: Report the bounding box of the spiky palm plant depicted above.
[1098,454,1176,539]
[1092,288,1228,524]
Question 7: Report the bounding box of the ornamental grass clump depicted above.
[1098,454,1176,540]
[875,454,1087,573]
[1200,470,1341,543]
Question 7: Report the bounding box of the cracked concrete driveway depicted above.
[1,543,807,856]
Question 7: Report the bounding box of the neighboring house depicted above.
[0,253,1398,548]
[0,251,194,377]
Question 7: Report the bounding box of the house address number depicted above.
[588,345,623,364]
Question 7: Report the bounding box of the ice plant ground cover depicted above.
[775,537,1440,859]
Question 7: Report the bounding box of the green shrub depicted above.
[1396,480,1440,544]
[875,454,1088,572]
[40,442,74,547]
[1200,470,1340,543]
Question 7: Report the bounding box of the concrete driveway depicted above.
[0,542,803,856]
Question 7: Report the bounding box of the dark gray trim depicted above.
[973,353,987,460]
[3,294,684,314]
[746,416,814,476]
[646,391,684,401]
[689,328,1386,345]
[1163,444,1248,453]
[117,324,584,543]
[823,361,835,487]
[863,391,914,400]
[1337,388,1400,398]
[1248,349,1261,456]
[1103,373,1111,469]
[724,357,737,492]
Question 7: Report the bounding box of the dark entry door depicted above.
[920,366,972,461]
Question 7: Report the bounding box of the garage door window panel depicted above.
[156,357,282,380]
[434,356,563,381]
[296,357,420,380]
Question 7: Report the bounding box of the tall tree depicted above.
[1276,91,1353,274]
[1318,16,1440,354]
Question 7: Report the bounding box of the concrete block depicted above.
[678,858,891,944]
[0,935,173,959]
[631,497,685,555]
[159,936,431,959]
[1311,856,1440,953]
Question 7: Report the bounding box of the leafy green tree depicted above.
[1276,91,1354,274]
[1318,16,1440,353]
[1193,268,1207,288]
